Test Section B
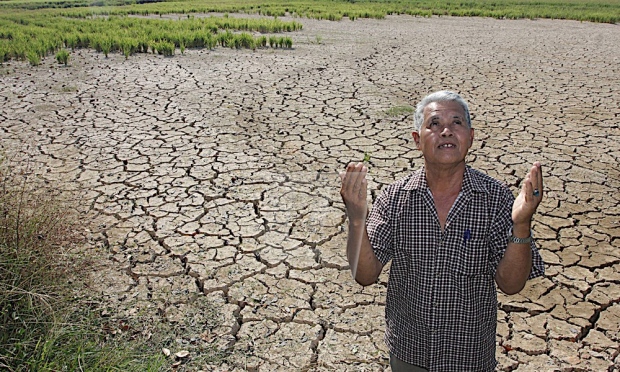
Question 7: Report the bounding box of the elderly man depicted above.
[339,91,545,371]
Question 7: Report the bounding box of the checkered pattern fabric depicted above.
[367,166,545,372]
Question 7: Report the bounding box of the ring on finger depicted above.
[533,189,540,197]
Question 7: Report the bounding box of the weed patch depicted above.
[0,154,228,370]
[385,105,414,117]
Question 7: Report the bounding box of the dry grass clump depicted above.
[0,156,167,371]
[0,156,77,369]
[0,154,230,370]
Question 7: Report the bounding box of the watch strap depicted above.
[508,234,532,244]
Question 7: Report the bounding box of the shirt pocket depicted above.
[446,236,490,276]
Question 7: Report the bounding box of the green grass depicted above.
[385,105,415,117]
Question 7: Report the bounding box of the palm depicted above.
[512,163,543,224]
[512,192,533,224]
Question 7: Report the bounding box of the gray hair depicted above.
[413,90,471,133]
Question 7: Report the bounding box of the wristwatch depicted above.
[508,229,532,244]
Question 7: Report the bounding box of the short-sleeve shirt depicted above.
[367,166,545,372]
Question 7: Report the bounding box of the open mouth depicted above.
[438,143,456,148]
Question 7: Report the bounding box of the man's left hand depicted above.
[512,162,543,225]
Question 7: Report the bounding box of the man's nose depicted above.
[440,126,453,136]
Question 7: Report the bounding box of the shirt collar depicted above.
[403,166,489,194]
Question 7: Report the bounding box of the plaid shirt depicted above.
[367,166,545,371]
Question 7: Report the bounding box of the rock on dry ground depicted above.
[1,15,619,371]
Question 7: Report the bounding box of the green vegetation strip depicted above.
[0,14,299,63]
[1,0,618,64]
[1,0,619,23]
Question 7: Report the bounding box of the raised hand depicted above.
[512,162,543,225]
[339,162,368,223]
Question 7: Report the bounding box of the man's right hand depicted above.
[339,162,381,285]
[339,162,368,222]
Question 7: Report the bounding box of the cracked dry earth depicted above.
[1,15,620,371]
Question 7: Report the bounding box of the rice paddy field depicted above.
[1,0,619,371]
[1,0,619,64]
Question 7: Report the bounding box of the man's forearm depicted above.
[347,219,382,286]
[495,223,533,295]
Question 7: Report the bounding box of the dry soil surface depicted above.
[1,15,619,371]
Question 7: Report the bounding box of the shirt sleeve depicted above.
[366,186,394,267]
[488,187,545,279]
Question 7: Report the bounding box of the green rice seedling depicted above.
[216,31,226,47]
[120,39,134,59]
[0,39,9,64]
[283,36,293,48]
[94,37,113,58]
[11,42,27,61]
[91,37,102,53]
[157,41,175,56]
[205,32,216,50]
[55,49,69,66]
[137,38,149,54]
[258,35,267,48]
[235,32,255,49]
[26,50,40,66]
[221,30,234,48]
[101,42,111,57]
[180,41,186,54]
[64,33,78,51]
[268,35,277,48]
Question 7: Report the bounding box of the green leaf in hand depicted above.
[363,152,371,163]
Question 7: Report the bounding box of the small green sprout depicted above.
[363,152,371,163]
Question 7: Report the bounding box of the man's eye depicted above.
[454,121,462,125]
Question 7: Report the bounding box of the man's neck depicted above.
[424,163,466,197]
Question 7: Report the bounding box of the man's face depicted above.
[412,100,474,168]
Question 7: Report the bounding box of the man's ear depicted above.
[412,131,421,149]
[469,128,475,148]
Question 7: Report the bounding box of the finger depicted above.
[535,162,543,198]
[528,162,543,199]
[528,165,539,197]
[358,166,368,196]
[522,173,533,201]
[343,163,365,193]
[342,163,358,185]
[350,163,367,190]
[340,162,355,182]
